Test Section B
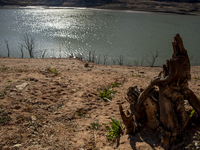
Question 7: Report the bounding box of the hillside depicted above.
[0,0,200,14]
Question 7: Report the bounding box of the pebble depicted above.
[12,144,22,148]
[16,83,29,91]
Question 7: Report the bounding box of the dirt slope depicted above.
[0,57,200,149]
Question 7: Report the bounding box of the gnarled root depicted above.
[119,105,135,134]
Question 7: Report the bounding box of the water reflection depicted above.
[0,7,200,66]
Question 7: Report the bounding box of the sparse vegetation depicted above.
[105,116,123,140]
[97,88,117,102]
[194,77,200,80]
[77,109,84,116]
[22,78,29,81]
[111,82,122,88]
[0,67,8,70]
[0,116,12,124]
[17,68,27,72]
[48,68,60,75]
[90,121,100,130]
[0,93,5,97]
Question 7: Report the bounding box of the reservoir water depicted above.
[0,6,200,66]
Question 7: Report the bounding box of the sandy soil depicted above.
[0,57,200,150]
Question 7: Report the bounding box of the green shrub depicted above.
[97,88,117,102]
[105,116,123,140]
[48,68,60,75]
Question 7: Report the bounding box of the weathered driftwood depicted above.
[120,34,200,148]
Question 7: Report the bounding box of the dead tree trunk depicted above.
[120,34,200,148]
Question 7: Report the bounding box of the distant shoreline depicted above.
[93,5,200,15]
[1,1,200,16]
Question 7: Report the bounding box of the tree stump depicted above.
[120,34,200,148]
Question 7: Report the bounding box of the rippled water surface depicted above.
[0,6,200,66]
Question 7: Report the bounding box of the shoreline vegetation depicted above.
[2,34,161,67]
[1,33,198,67]
[0,0,200,15]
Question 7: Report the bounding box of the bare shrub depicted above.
[134,60,139,66]
[146,50,159,67]
[88,50,96,63]
[4,39,10,57]
[92,50,95,63]
[140,57,145,66]
[97,54,101,64]
[88,51,91,62]
[21,33,36,58]
[77,53,84,60]
[19,43,24,58]
[41,49,47,58]
[117,55,124,65]
[112,58,116,65]
[103,54,107,65]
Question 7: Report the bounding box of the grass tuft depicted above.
[194,77,200,80]
[48,68,60,75]
[77,109,84,116]
[111,82,122,88]
[97,88,117,102]
[0,116,12,124]
[0,67,8,71]
[90,121,100,130]
[0,93,5,97]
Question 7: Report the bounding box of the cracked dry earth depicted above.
[0,57,200,150]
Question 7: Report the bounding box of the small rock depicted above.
[45,78,52,81]
[31,116,37,121]
[9,92,16,97]
[84,63,89,67]
[16,83,29,91]
[54,112,61,115]
[13,141,18,144]
[23,122,29,127]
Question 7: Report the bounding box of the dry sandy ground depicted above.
[0,57,200,150]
